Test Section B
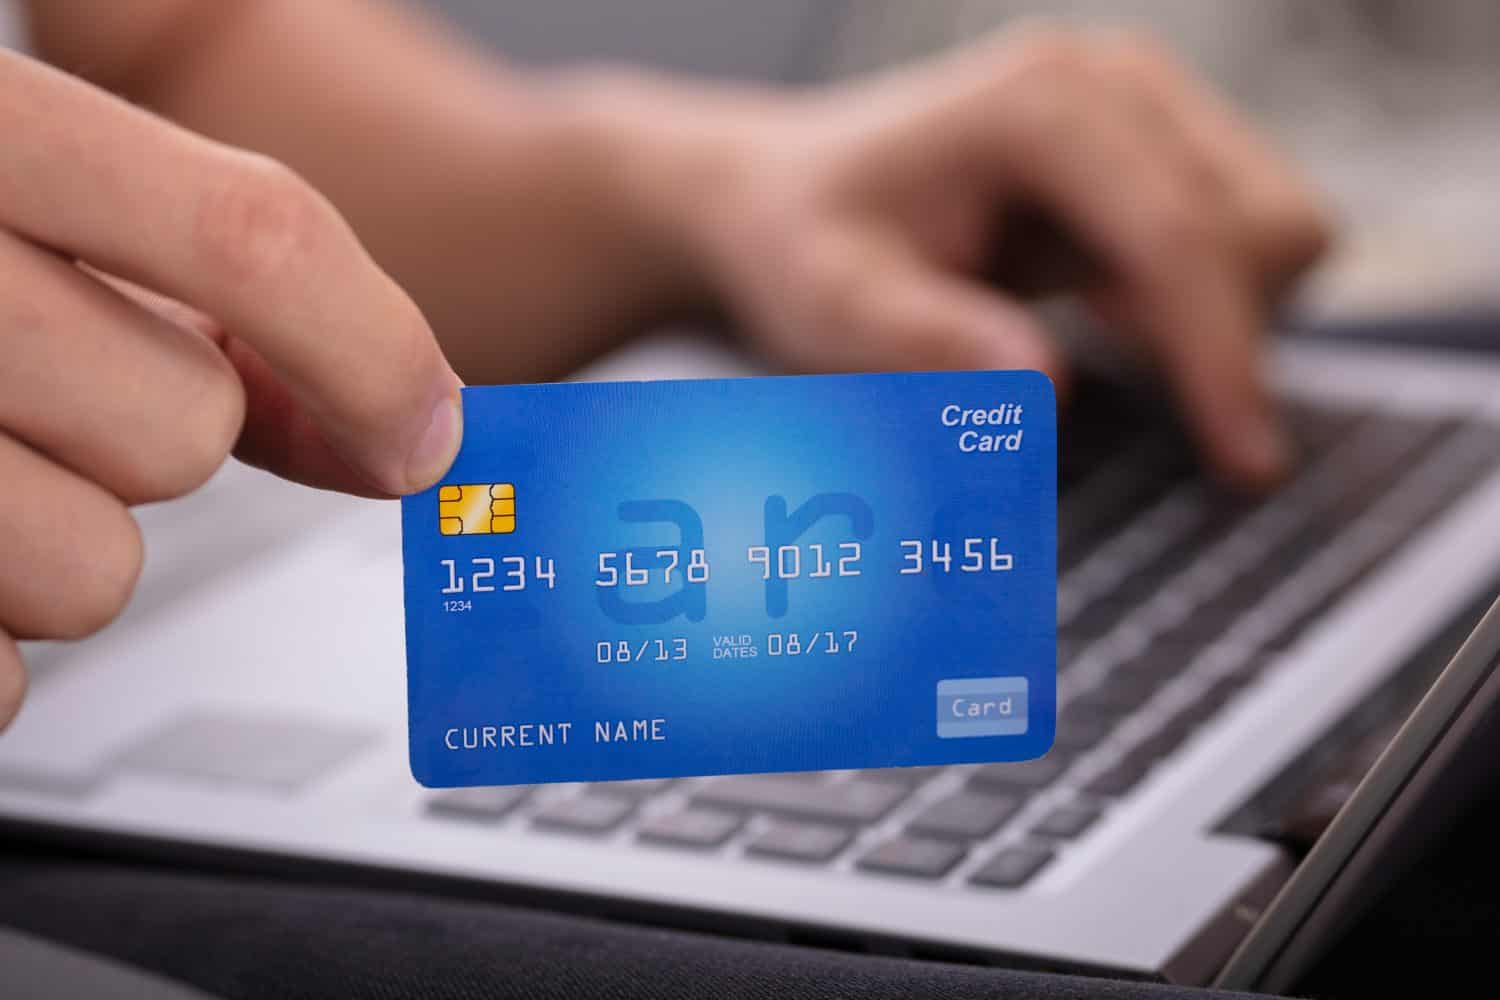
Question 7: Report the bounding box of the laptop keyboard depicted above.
[424,383,1500,890]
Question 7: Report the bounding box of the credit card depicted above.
[402,371,1056,787]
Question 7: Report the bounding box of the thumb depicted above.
[223,332,412,498]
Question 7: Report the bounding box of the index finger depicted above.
[968,49,1286,486]
[0,51,461,495]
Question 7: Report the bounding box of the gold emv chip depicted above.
[439,483,516,535]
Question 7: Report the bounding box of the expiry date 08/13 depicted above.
[594,630,859,665]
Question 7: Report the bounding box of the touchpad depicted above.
[109,711,376,794]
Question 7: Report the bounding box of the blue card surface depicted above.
[402,371,1056,787]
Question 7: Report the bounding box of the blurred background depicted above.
[428,0,1500,326]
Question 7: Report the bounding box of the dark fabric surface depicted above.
[0,850,1270,1000]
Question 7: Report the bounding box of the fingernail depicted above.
[406,393,463,492]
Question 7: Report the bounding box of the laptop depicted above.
[3,330,1499,990]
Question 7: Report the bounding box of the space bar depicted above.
[694,776,908,824]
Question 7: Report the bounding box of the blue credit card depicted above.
[402,371,1056,787]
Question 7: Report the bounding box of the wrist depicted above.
[545,68,795,323]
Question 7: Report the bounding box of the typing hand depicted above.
[0,51,463,730]
[660,27,1331,488]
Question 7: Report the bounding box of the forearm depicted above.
[28,0,742,382]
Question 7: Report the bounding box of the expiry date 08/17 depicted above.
[594,630,859,665]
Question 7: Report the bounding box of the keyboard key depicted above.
[694,775,909,825]
[1117,491,1243,584]
[908,791,1022,840]
[1059,440,1190,565]
[636,808,742,848]
[1132,723,1192,762]
[1262,599,1343,653]
[1195,673,1253,716]
[531,793,635,834]
[746,822,853,863]
[1260,531,1413,652]
[591,778,676,799]
[426,785,530,822]
[1383,425,1500,524]
[967,751,1074,791]
[1053,707,1117,752]
[1080,754,1156,798]
[1307,416,1457,524]
[1061,597,1138,639]
[857,836,967,879]
[970,844,1056,887]
[1179,569,1282,638]
[1168,673,1256,730]
[1066,673,1158,716]
[1030,802,1102,839]
[1283,401,1364,458]
[1150,701,1209,744]
[1112,645,1203,686]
